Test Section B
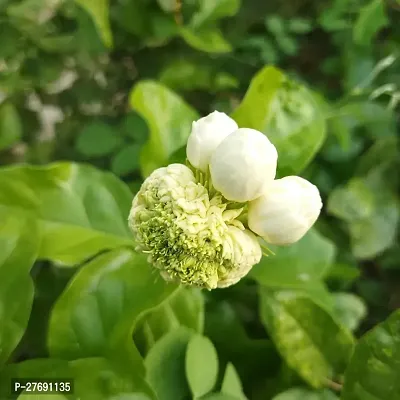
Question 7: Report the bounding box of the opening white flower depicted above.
[186,111,238,172]
[129,164,261,289]
[210,128,278,202]
[248,176,323,245]
[129,111,323,290]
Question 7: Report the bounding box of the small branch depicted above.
[324,378,343,392]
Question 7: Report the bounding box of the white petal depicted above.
[218,227,262,288]
[248,176,322,245]
[209,128,278,202]
[186,111,238,172]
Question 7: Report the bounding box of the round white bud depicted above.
[186,111,238,172]
[209,128,278,202]
[248,176,322,245]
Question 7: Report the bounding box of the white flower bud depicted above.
[209,128,278,202]
[186,111,238,172]
[248,176,322,245]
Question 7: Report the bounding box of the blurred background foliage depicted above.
[1,0,400,399]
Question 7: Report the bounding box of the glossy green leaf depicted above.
[134,287,204,354]
[260,289,355,388]
[48,249,178,367]
[0,163,132,265]
[145,328,194,400]
[130,81,199,177]
[0,102,22,151]
[353,0,388,47]
[111,144,141,176]
[0,357,154,399]
[272,387,339,400]
[180,27,232,53]
[186,334,219,398]
[75,0,112,47]
[191,0,240,27]
[221,363,247,399]
[0,210,39,367]
[76,122,123,158]
[231,66,326,175]
[250,229,336,288]
[333,293,367,332]
[342,309,400,400]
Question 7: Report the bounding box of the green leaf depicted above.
[121,113,149,144]
[75,0,112,47]
[0,210,39,367]
[0,102,22,151]
[221,363,247,399]
[250,229,336,289]
[157,0,176,13]
[205,302,280,388]
[134,287,204,354]
[353,0,388,47]
[111,144,141,176]
[48,249,178,366]
[160,60,213,91]
[336,102,396,139]
[231,66,326,175]
[288,18,313,34]
[272,387,339,399]
[333,293,367,332]
[18,394,68,400]
[76,122,124,158]
[260,289,355,388]
[0,163,133,265]
[148,14,178,45]
[276,34,298,56]
[328,178,375,222]
[180,27,232,53]
[0,357,154,399]
[130,81,199,177]
[356,137,399,176]
[202,394,239,400]
[186,334,219,398]
[326,263,361,287]
[328,176,399,259]
[145,328,194,400]
[265,15,285,35]
[6,0,60,23]
[191,0,240,27]
[37,35,75,53]
[342,309,400,400]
